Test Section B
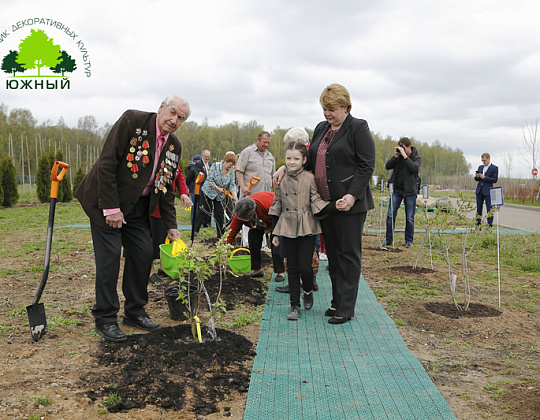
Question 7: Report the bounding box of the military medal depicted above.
[131,163,139,179]
[153,143,179,195]
[127,128,149,179]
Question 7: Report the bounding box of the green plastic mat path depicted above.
[244,262,455,419]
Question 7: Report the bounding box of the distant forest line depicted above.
[0,104,471,185]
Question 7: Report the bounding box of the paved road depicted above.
[495,204,540,233]
[447,199,540,233]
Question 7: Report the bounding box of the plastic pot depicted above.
[164,284,199,321]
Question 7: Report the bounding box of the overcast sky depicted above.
[2,0,540,177]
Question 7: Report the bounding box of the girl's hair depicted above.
[285,140,308,159]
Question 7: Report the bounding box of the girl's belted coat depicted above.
[269,168,328,238]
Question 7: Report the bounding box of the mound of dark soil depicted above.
[81,325,255,416]
[153,271,267,311]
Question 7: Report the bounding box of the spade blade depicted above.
[26,302,47,342]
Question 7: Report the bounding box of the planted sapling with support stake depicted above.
[414,185,436,270]
[170,237,233,343]
[427,193,482,311]
[171,245,214,342]
[210,235,234,318]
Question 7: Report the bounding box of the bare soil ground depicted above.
[1,223,539,419]
[363,234,540,420]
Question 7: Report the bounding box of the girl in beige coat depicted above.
[269,141,330,321]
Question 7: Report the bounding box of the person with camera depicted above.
[384,137,421,248]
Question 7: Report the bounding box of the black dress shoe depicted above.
[324,307,336,317]
[275,274,286,282]
[303,292,314,310]
[122,315,160,331]
[95,322,127,342]
[328,316,351,325]
[276,285,289,293]
[149,273,164,284]
[244,271,264,278]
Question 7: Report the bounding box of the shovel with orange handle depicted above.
[26,161,69,342]
[247,176,260,192]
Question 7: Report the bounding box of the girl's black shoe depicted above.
[303,292,314,310]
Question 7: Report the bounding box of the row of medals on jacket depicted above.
[126,135,178,194]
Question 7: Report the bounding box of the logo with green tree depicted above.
[1,29,77,77]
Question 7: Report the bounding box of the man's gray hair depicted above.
[162,94,191,118]
[234,197,257,220]
[283,126,309,144]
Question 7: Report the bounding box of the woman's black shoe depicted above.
[276,285,289,293]
[328,316,351,325]
[324,307,336,317]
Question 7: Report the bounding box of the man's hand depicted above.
[180,194,192,208]
[167,228,182,242]
[241,186,250,196]
[336,194,355,212]
[105,212,126,229]
[272,236,280,247]
[395,146,407,159]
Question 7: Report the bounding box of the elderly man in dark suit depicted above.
[474,152,499,228]
[75,95,189,342]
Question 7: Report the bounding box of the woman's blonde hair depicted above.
[319,83,352,113]
[224,151,237,165]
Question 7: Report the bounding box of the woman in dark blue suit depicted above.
[308,84,376,324]
[275,84,376,324]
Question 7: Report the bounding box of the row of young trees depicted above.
[0,154,19,207]
[0,104,472,197]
